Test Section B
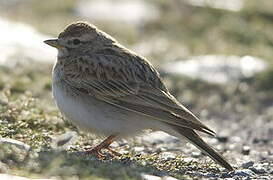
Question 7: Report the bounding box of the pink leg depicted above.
[85,134,121,158]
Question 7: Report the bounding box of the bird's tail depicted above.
[172,126,233,171]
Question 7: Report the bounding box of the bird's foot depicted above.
[85,145,121,159]
[85,134,121,159]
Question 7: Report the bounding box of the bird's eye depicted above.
[73,39,81,45]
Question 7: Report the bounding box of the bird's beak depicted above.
[44,39,63,49]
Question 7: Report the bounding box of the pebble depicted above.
[216,135,229,143]
[141,174,179,180]
[51,131,78,150]
[242,146,250,155]
[191,151,201,157]
[202,172,218,178]
[184,0,243,11]
[183,157,196,163]
[162,176,178,180]
[0,138,30,151]
[250,164,267,174]
[0,162,9,173]
[141,131,178,145]
[141,174,161,180]
[233,169,255,177]
[0,174,51,180]
[76,0,159,25]
[241,161,254,169]
[133,146,145,152]
[0,18,55,67]
[163,55,267,84]
[159,152,176,161]
[220,172,232,178]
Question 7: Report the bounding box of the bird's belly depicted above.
[52,83,156,136]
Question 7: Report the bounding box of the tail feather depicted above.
[174,126,233,171]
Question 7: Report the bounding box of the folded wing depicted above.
[62,47,215,136]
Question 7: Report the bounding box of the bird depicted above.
[44,21,233,171]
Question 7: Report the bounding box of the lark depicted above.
[44,22,233,171]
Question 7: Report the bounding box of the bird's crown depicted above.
[58,21,116,45]
[58,22,97,39]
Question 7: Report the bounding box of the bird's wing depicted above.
[62,47,215,135]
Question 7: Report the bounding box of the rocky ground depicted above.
[0,0,273,179]
[0,60,272,180]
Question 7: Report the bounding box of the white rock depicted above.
[133,146,145,152]
[233,169,255,177]
[250,164,267,174]
[0,18,56,67]
[76,0,159,25]
[0,138,30,151]
[141,131,178,144]
[164,55,267,84]
[0,174,51,180]
[159,152,176,160]
[184,0,243,11]
[162,176,178,180]
[51,131,78,150]
[241,161,254,169]
[141,174,161,180]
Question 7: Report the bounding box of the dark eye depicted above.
[73,39,81,45]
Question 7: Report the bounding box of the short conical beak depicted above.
[44,39,63,49]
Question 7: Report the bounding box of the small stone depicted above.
[0,18,56,67]
[202,172,217,178]
[162,176,178,180]
[216,136,229,143]
[191,151,201,157]
[250,164,267,174]
[0,174,51,180]
[133,146,145,152]
[241,146,250,155]
[183,157,195,163]
[256,176,271,180]
[233,169,255,177]
[220,173,232,178]
[51,131,77,150]
[0,138,30,151]
[141,131,178,145]
[155,147,167,153]
[140,161,147,166]
[118,149,129,154]
[241,161,254,169]
[159,152,176,160]
[0,162,9,173]
[141,173,161,180]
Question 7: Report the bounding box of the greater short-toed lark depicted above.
[44,22,233,171]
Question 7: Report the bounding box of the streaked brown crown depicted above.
[58,22,116,45]
[58,22,98,39]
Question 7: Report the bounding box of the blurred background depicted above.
[0,0,272,179]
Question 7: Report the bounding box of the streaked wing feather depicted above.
[63,50,215,135]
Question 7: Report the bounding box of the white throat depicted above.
[57,48,69,59]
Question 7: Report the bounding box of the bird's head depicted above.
[44,22,115,58]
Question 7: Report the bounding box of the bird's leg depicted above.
[86,134,120,158]
[106,146,122,156]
